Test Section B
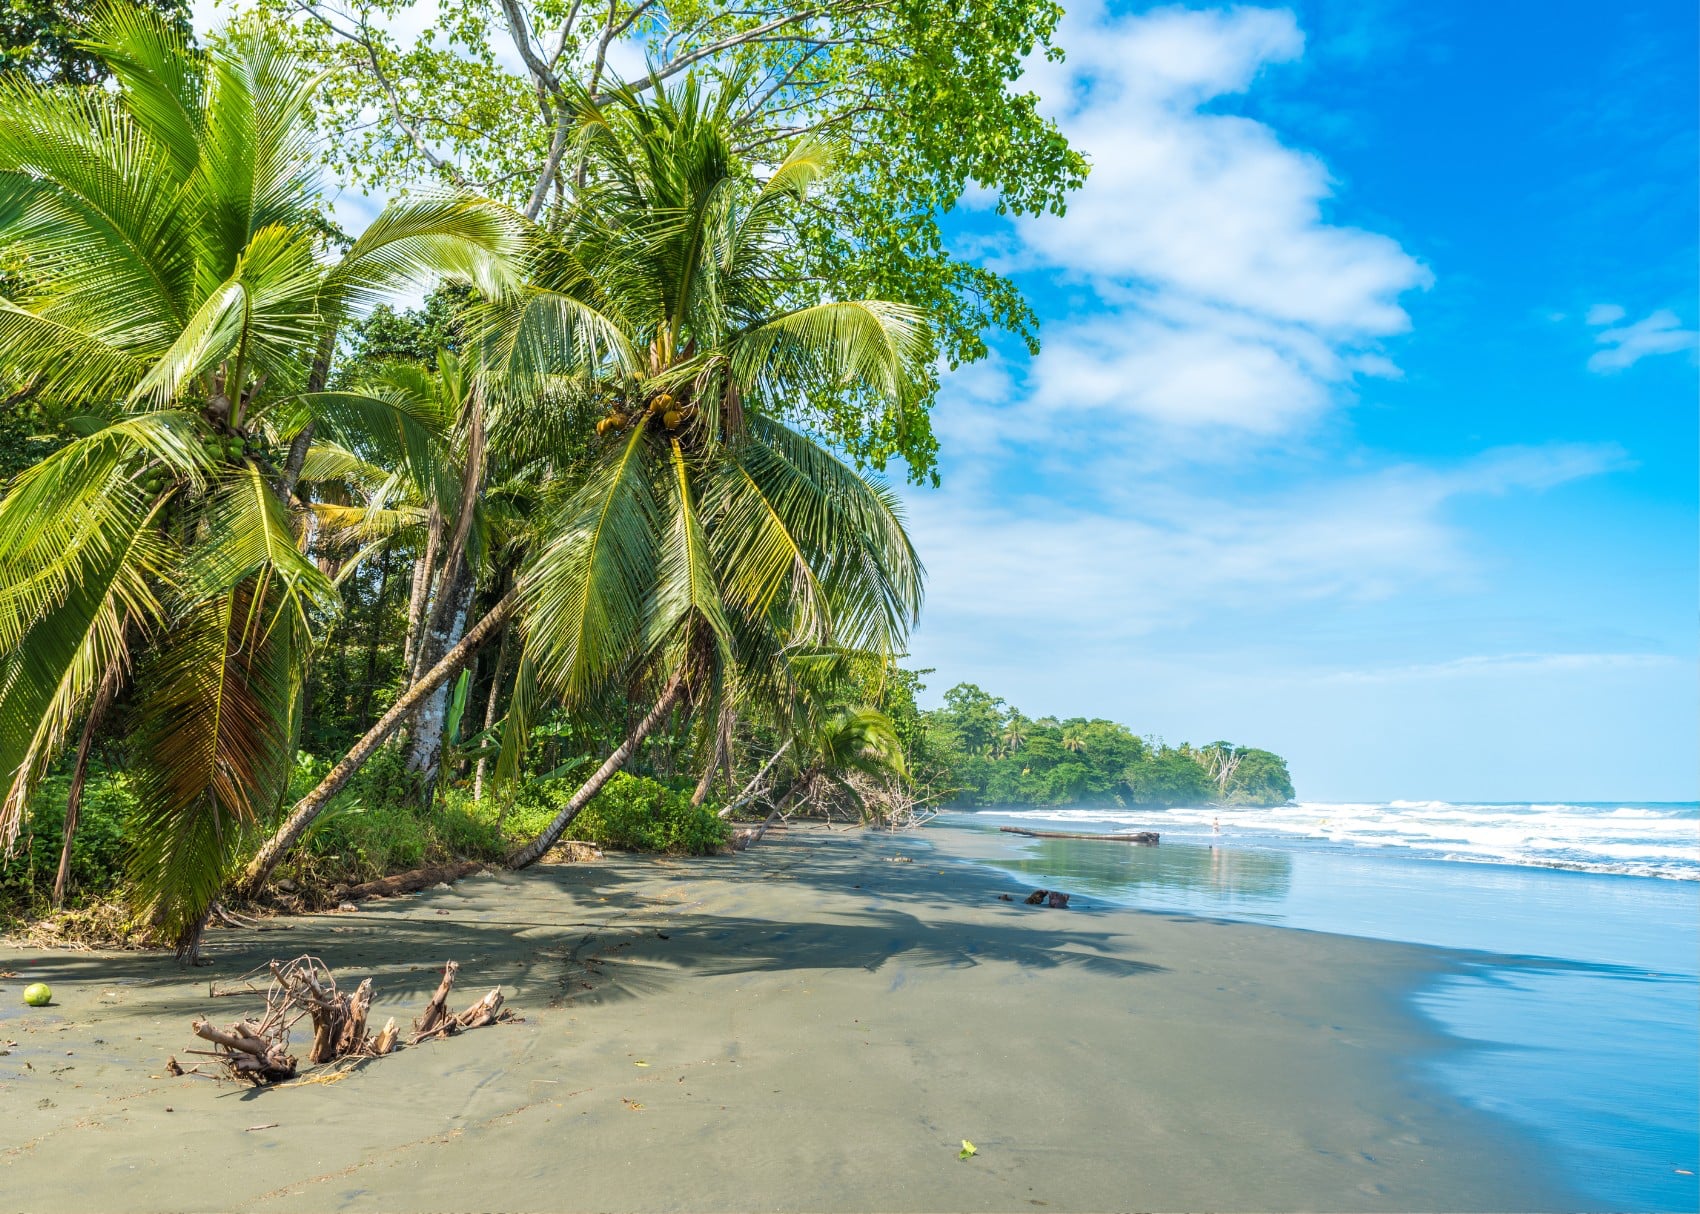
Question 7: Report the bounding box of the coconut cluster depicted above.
[596,390,692,437]
[135,425,263,495]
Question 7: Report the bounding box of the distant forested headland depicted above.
[885,679,1295,809]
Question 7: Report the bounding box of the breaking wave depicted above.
[989,800,1700,880]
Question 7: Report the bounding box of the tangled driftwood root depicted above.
[186,956,518,1086]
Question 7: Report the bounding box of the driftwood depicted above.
[411,961,517,1043]
[336,860,484,902]
[1000,826,1159,845]
[181,955,515,1087]
[412,961,460,1040]
[1022,889,1072,907]
[192,1017,297,1085]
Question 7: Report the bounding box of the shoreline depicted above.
[1,824,1590,1212]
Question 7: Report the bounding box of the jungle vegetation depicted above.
[910,682,1295,809]
[0,4,1289,953]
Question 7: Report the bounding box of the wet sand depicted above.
[0,825,1585,1212]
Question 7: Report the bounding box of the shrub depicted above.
[274,752,508,896]
[0,770,136,913]
[519,772,727,855]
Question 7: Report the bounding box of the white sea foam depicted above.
[990,801,1700,880]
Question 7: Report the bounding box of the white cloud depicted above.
[905,443,1627,673]
[1320,651,1679,684]
[1585,306,1698,372]
[976,3,1430,442]
[904,6,1629,705]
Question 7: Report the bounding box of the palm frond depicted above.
[471,282,638,387]
[321,194,524,322]
[127,578,307,943]
[0,498,165,851]
[81,3,206,183]
[490,645,538,794]
[519,425,658,703]
[732,299,927,406]
[646,438,733,660]
[129,223,321,406]
[179,464,338,628]
[0,412,203,649]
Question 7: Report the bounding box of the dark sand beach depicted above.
[1,825,1585,1212]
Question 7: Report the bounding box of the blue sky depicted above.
[190,0,1696,801]
[896,0,1697,801]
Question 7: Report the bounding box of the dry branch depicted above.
[179,955,514,1087]
[412,961,460,1041]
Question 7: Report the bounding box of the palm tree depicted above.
[297,352,497,787]
[999,711,1031,758]
[1061,725,1088,755]
[751,704,907,834]
[0,8,515,951]
[236,72,928,889]
[493,77,927,867]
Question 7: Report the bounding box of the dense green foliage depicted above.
[513,772,728,856]
[0,10,517,945]
[1,0,189,84]
[910,682,1295,809]
[0,770,134,913]
[250,0,1088,481]
[0,763,723,923]
[0,10,1287,949]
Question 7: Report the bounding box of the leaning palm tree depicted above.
[737,704,909,843]
[495,78,926,867]
[238,73,928,885]
[297,350,502,792]
[0,8,516,952]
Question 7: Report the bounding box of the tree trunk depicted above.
[472,622,513,802]
[277,329,336,502]
[505,672,686,870]
[690,703,731,806]
[52,658,123,909]
[420,394,484,661]
[356,544,395,729]
[280,423,314,502]
[403,508,443,677]
[718,738,792,818]
[233,593,515,900]
[404,558,475,796]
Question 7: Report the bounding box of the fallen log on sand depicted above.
[335,860,484,903]
[1000,826,1159,844]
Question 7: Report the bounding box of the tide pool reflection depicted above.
[993,837,1292,906]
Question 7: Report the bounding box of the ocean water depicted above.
[935,802,1700,1213]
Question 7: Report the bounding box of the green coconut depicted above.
[23,982,51,1007]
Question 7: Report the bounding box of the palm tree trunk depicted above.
[420,391,484,657]
[52,658,123,909]
[233,592,515,899]
[690,704,729,806]
[404,508,443,677]
[472,622,513,802]
[506,671,686,871]
[277,329,336,501]
[404,558,475,796]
